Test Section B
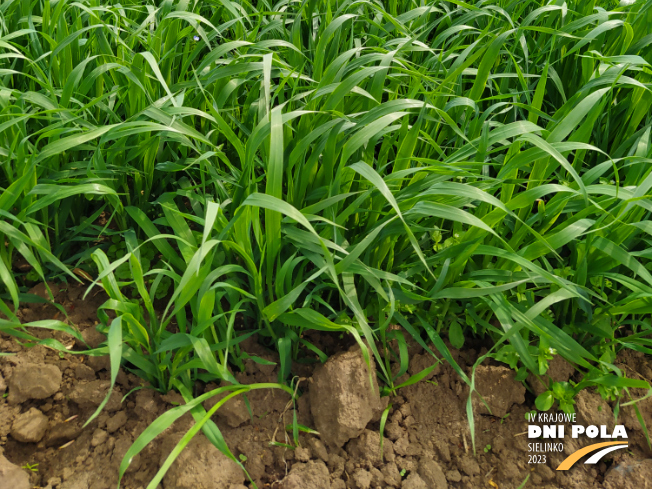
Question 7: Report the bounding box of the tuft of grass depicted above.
[1,0,652,484]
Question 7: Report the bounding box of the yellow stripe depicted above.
[556,441,628,470]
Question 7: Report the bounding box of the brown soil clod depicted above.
[11,408,50,443]
[7,363,62,404]
[309,345,386,449]
[279,460,330,489]
[0,452,31,489]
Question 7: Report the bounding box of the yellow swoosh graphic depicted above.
[556,441,628,470]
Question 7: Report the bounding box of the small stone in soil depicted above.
[418,459,448,489]
[310,345,385,448]
[399,403,411,418]
[353,468,373,489]
[381,462,402,488]
[74,364,96,381]
[11,407,49,443]
[446,470,462,482]
[433,439,451,464]
[307,437,329,462]
[370,466,384,486]
[346,429,394,465]
[402,473,428,489]
[385,421,403,441]
[280,460,330,489]
[106,411,128,433]
[327,453,345,478]
[295,446,311,462]
[457,455,480,477]
[7,363,62,404]
[393,434,409,457]
[91,429,108,447]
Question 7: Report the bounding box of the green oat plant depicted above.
[86,206,299,487]
[2,0,652,484]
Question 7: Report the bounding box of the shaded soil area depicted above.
[1,282,652,489]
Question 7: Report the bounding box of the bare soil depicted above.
[1,282,652,489]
